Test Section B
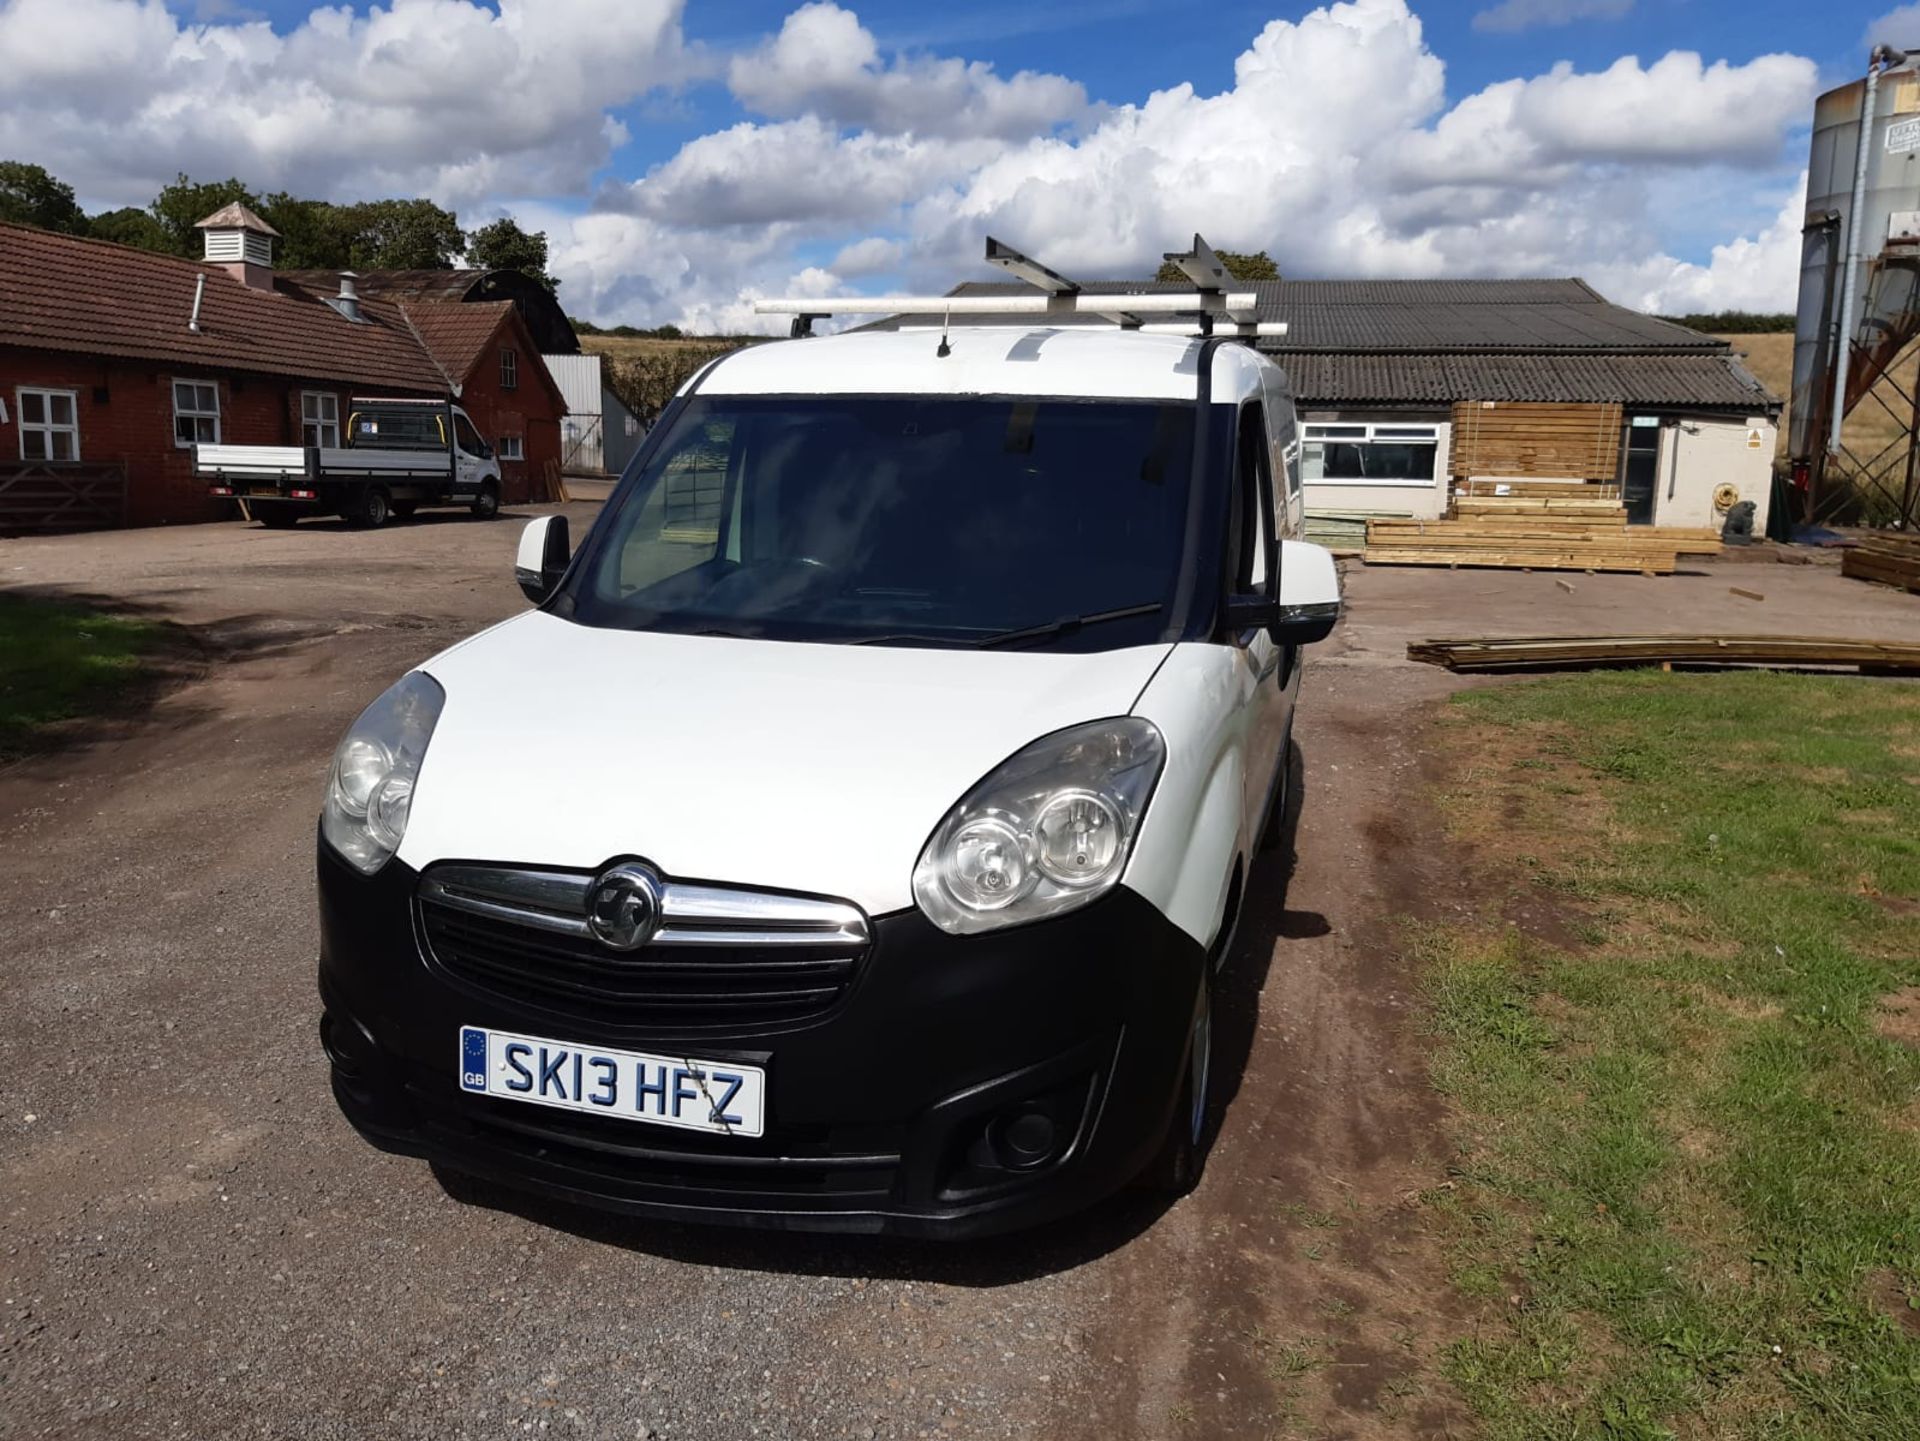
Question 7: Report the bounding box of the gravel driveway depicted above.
[15,510,1896,1438]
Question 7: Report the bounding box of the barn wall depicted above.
[0,349,418,526]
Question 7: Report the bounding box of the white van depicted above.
[315,310,1343,1237]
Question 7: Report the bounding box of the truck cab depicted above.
[315,288,1343,1238]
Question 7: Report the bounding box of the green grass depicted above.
[1424,670,1920,1440]
[0,593,166,756]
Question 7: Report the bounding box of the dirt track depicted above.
[4,513,1916,1439]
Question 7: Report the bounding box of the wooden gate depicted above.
[0,464,129,535]
[1449,402,1623,483]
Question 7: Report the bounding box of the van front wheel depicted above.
[1139,969,1213,1196]
[470,483,500,520]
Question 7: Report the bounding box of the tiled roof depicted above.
[948,278,1722,353]
[1281,352,1775,411]
[0,221,447,392]
[396,299,513,382]
[278,268,489,302]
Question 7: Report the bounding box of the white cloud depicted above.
[0,0,690,209]
[1590,176,1809,314]
[1472,0,1632,35]
[0,0,1823,329]
[728,1,1085,140]
[1866,4,1920,51]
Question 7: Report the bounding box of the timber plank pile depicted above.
[1364,491,1722,575]
[1409,635,1920,674]
[1842,532,1920,594]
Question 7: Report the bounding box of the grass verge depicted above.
[0,593,167,757]
[1423,670,1920,1439]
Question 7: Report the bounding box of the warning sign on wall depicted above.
[1746,429,1764,450]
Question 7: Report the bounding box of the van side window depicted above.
[1234,404,1272,593]
[454,413,485,455]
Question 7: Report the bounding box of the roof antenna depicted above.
[936,304,952,358]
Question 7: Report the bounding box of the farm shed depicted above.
[543,352,645,476]
[934,278,1781,535]
[0,208,566,531]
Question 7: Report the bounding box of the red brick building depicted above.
[0,207,565,530]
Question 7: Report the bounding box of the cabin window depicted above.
[1300,422,1441,486]
[301,391,340,448]
[172,380,221,447]
[500,348,518,390]
[17,388,80,461]
[498,434,524,460]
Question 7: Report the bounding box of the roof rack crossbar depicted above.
[758,233,1286,339]
[755,293,1259,318]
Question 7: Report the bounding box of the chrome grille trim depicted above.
[418,864,870,950]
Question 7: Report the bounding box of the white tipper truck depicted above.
[198,396,502,528]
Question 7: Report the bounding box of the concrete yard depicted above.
[3,511,1918,1440]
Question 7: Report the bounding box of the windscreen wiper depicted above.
[974,602,1164,649]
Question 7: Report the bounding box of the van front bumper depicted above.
[316,843,1208,1238]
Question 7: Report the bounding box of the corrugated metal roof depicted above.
[0,221,447,391]
[542,352,606,416]
[946,277,1721,353]
[1280,353,1774,410]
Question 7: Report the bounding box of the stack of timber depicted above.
[1365,493,1722,575]
[1409,635,1920,675]
[1841,532,1920,594]
[1453,480,1621,500]
[1306,509,1405,552]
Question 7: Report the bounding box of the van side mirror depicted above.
[1272,539,1342,645]
[515,515,570,603]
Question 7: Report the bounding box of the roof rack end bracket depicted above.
[984,236,1081,295]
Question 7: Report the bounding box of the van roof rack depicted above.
[756,235,1289,341]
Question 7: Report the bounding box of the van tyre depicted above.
[470,483,500,520]
[1140,966,1214,1196]
[353,487,391,529]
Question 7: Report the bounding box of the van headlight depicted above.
[320,671,445,875]
[913,719,1165,935]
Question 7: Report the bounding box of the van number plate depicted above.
[458,1025,766,1137]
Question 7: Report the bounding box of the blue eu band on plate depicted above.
[458,1025,767,1138]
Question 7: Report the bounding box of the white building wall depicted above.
[1654,416,1775,532]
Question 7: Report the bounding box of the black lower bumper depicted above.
[316,844,1207,1238]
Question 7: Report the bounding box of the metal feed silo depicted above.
[1792,46,1920,525]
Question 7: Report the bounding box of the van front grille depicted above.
[416,863,870,1033]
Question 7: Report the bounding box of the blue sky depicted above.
[2,0,1895,325]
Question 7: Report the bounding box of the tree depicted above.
[338,198,465,270]
[88,206,172,253]
[468,216,560,291]
[151,174,260,255]
[260,193,357,270]
[0,161,88,234]
[1155,249,1279,283]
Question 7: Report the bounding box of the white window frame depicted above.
[301,391,340,448]
[172,379,221,448]
[498,434,524,460]
[1301,421,1443,487]
[500,348,518,390]
[16,387,80,462]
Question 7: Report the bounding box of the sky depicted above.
[0,0,1903,329]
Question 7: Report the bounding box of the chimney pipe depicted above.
[188,273,206,334]
[337,271,361,323]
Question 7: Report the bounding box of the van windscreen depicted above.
[565,395,1196,649]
